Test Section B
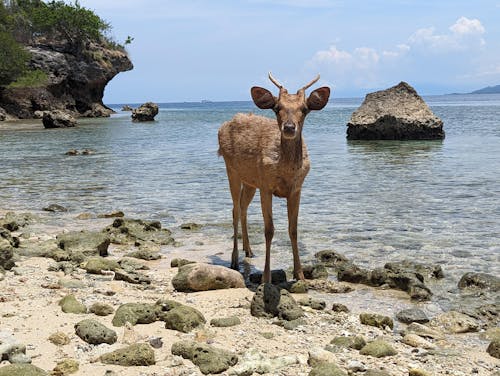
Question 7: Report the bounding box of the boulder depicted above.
[89,302,114,316]
[487,338,500,359]
[57,231,110,258]
[161,304,206,333]
[131,102,159,122]
[347,82,444,140]
[113,269,151,285]
[171,340,238,375]
[458,272,500,291]
[172,263,245,292]
[0,364,48,376]
[111,303,158,327]
[396,308,429,324]
[99,343,155,366]
[359,340,397,358]
[74,319,117,345]
[58,295,87,314]
[42,110,76,128]
[250,283,303,321]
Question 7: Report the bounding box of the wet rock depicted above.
[104,218,173,246]
[114,269,151,284]
[0,212,35,231]
[458,272,500,291]
[288,280,308,293]
[161,304,206,333]
[384,260,444,281]
[249,269,287,285]
[228,348,299,375]
[97,210,125,218]
[487,338,500,359]
[429,310,479,333]
[171,340,238,375]
[402,333,436,349]
[89,302,114,316]
[460,303,499,329]
[396,308,429,324]
[51,359,79,375]
[359,313,394,330]
[346,81,444,140]
[251,283,303,321]
[172,263,245,292]
[297,297,326,310]
[57,231,110,258]
[58,295,87,314]
[331,303,349,313]
[314,250,349,267]
[170,258,195,268]
[210,316,241,327]
[131,102,159,122]
[329,335,366,351]
[308,363,348,376]
[43,204,68,212]
[359,339,397,358]
[306,280,353,294]
[99,343,155,366]
[112,303,158,327]
[180,222,202,230]
[302,264,329,279]
[0,364,48,376]
[75,319,117,345]
[48,332,70,346]
[122,105,133,111]
[83,257,120,274]
[42,110,77,128]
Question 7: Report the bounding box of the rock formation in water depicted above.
[346,82,444,140]
[0,38,132,120]
[131,102,159,122]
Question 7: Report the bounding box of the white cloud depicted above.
[450,16,485,35]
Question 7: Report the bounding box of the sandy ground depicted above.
[0,211,499,375]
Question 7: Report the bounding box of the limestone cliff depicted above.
[0,38,132,119]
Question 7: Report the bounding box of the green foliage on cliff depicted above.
[7,69,48,88]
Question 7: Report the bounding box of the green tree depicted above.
[0,31,29,86]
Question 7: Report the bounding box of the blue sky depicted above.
[78,0,500,103]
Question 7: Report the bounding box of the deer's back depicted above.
[218,113,310,197]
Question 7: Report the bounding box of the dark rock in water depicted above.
[97,210,125,218]
[99,343,155,366]
[75,319,117,345]
[43,204,68,212]
[249,269,287,285]
[314,250,349,267]
[131,102,159,122]
[396,308,429,324]
[458,272,500,291]
[112,303,158,327]
[180,222,202,230]
[104,218,174,246]
[384,260,444,281]
[65,149,79,156]
[172,263,245,292]
[171,340,238,375]
[251,283,303,321]
[121,105,133,111]
[0,364,48,376]
[57,231,110,258]
[487,338,500,359]
[347,82,444,140]
[359,313,394,329]
[42,110,76,128]
[302,264,329,279]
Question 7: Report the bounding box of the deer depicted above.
[218,73,330,283]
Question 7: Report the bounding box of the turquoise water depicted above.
[1,94,499,300]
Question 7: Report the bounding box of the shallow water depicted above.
[1,94,499,310]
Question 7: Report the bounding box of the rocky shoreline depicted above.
[0,210,499,375]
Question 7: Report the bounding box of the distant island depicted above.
[469,85,500,94]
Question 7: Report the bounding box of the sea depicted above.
[1,93,499,312]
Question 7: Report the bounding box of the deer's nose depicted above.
[283,123,296,134]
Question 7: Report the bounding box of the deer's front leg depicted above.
[227,170,242,270]
[260,189,274,283]
[287,190,304,281]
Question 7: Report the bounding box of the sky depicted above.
[77,0,500,103]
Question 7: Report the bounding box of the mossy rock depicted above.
[57,231,110,257]
[308,363,347,376]
[59,295,87,314]
[83,257,120,274]
[75,319,117,345]
[359,313,394,329]
[170,258,195,267]
[210,316,241,327]
[104,218,173,246]
[162,305,206,333]
[52,359,79,375]
[48,332,70,346]
[359,340,397,358]
[125,248,161,261]
[289,280,308,293]
[171,340,238,375]
[297,297,326,310]
[0,364,48,376]
[99,343,155,366]
[89,302,114,316]
[329,335,366,350]
[487,338,500,359]
[111,303,158,327]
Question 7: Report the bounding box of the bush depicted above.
[0,31,29,86]
[7,69,48,88]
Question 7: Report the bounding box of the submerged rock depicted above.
[131,102,159,122]
[172,263,245,292]
[171,340,238,375]
[458,272,500,291]
[99,343,155,366]
[347,81,444,140]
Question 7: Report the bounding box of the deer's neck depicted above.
[280,134,303,165]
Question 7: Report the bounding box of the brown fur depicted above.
[218,74,330,283]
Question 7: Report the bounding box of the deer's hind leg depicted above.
[227,169,242,270]
[240,183,256,258]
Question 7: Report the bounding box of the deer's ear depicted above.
[307,87,330,110]
[251,87,276,109]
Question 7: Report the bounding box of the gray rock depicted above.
[396,308,429,324]
[331,303,349,313]
[125,248,161,260]
[75,319,117,345]
[118,257,149,272]
[172,263,245,292]
[99,343,155,366]
[458,272,500,291]
[171,340,238,375]
[249,269,287,285]
[111,303,158,327]
[251,283,303,321]
[347,81,444,140]
[131,102,159,122]
[161,304,206,333]
[43,204,68,212]
[42,110,76,128]
[0,331,30,364]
